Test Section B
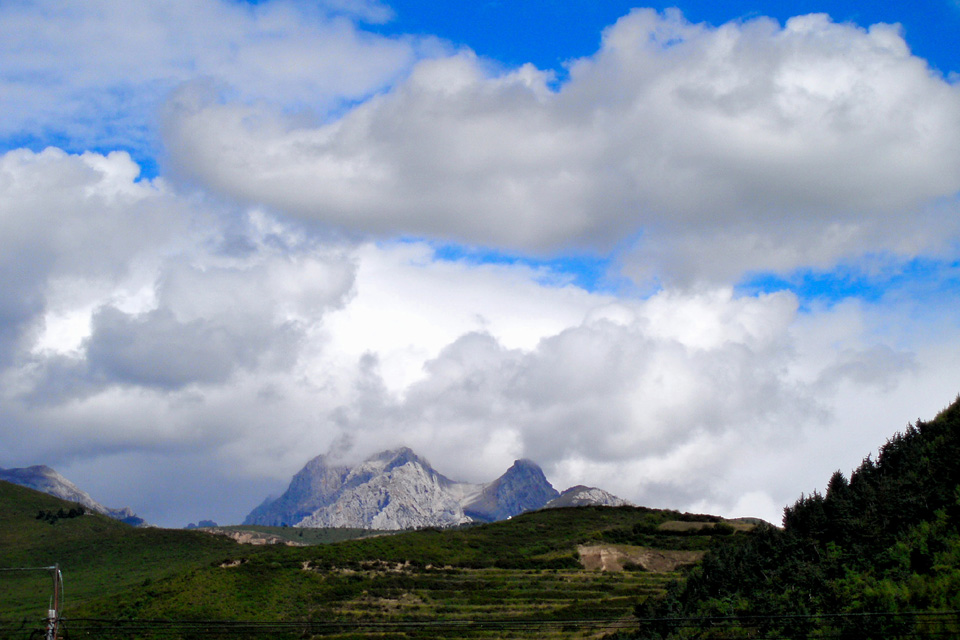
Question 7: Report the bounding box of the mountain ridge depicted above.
[0,464,146,526]
[244,447,629,530]
[545,485,631,509]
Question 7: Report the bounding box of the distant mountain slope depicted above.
[0,465,145,526]
[246,448,477,530]
[245,448,627,530]
[243,454,354,527]
[545,485,632,509]
[296,449,470,530]
[462,459,559,521]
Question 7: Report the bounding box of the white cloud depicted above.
[318,242,609,391]
[0,0,426,152]
[325,287,813,478]
[0,147,357,463]
[164,9,960,283]
[0,182,948,526]
[3,6,960,530]
[0,149,945,527]
[0,148,186,364]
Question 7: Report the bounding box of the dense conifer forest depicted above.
[631,396,960,639]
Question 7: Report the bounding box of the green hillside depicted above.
[69,505,738,638]
[0,481,247,622]
[633,395,960,639]
[0,481,749,639]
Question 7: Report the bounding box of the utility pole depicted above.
[0,565,62,639]
[45,564,62,640]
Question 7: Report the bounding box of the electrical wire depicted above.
[20,610,958,639]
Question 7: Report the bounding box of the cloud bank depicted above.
[165,10,960,283]
[1,3,959,527]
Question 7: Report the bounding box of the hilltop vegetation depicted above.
[0,480,746,639]
[0,481,244,622]
[633,396,960,639]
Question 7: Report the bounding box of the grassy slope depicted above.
[2,482,747,638]
[71,507,743,639]
[0,481,250,621]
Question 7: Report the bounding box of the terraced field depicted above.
[2,481,753,639]
[66,564,681,639]
[315,565,676,619]
[311,567,676,639]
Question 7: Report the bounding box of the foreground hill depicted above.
[245,447,628,529]
[70,506,745,638]
[635,395,960,639]
[0,479,748,639]
[0,481,242,622]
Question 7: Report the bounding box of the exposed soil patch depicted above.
[577,544,704,572]
[201,527,306,546]
[219,558,247,568]
[657,520,755,533]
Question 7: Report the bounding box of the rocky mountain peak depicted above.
[463,458,560,522]
[544,485,633,509]
[244,448,626,530]
[370,446,417,463]
[243,453,351,527]
[503,458,548,479]
[369,447,438,477]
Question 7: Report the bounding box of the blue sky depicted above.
[1,0,959,528]
[376,0,960,76]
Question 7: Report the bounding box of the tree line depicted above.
[629,396,960,639]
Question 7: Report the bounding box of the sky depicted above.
[2,0,960,528]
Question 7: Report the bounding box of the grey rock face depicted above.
[246,448,578,530]
[544,485,632,509]
[248,447,470,530]
[462,459,560,522]
[297,456,470,530]
[0,465,146,526]
[243,454,352,526]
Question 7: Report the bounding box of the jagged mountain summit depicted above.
[244,447,629,530]
[545,485,632,509]
[462,459,560,522]
[0,465,146,526]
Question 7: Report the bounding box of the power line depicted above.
[17,610,955,639]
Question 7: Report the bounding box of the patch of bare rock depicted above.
[201,527,306,546]
[577,544,704,572]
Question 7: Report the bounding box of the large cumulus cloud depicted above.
[0,181,940,525]
[0,148,185,365]
[2,4,959,529]
[82,251,354,391]
[164,9,960,282]
[0,148,357,465]
[306,281,931,521]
